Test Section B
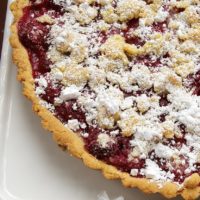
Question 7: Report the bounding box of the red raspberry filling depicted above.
[17,0,200,183]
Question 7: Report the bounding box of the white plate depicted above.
[0,2,182,200]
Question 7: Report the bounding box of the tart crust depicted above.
[9,0,200,199]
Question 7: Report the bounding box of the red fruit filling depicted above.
[17,0,200,183]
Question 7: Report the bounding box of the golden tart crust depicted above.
[10,0,200,199]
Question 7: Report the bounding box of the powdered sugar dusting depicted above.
[29,0,200,185]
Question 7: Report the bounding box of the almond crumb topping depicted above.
[22,0,200,186]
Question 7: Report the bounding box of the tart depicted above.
[10,0,200,199]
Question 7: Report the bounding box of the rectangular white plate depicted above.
[0,1,182,200]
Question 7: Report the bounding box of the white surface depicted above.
[0,1,182,200]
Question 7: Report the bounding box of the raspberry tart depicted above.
[10,0,200,199]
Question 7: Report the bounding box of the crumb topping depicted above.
[19,0,200,186]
